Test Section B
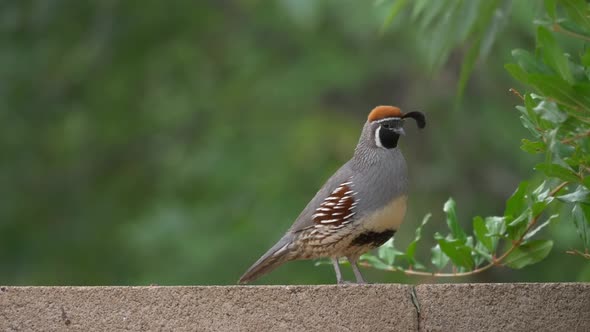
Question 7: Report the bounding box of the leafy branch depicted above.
[359,182,568,278]
[348,0,590,278]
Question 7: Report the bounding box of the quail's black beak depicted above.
[393,127,405,136]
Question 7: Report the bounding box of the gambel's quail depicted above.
[239,106,426,284]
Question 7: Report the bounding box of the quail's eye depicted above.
[382,123,391,129]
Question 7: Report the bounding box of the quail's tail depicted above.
[238,234,296,284]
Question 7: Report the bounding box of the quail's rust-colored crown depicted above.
[367,105,403,122]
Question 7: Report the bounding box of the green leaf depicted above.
[504,240,553,269]
[559,20,590,39]
[524,215,557,241]
[456,36,482,101]
[405,242,418,264]
[473,216,493,252]
[359,254,392,271]
[413,261,426,271]
[520,115,541,138]
[485,216,506,252]
[406,213,431,264]
[378,238,405,265]
[443,198,467,242]
[416,0,447,29]
[532,200,552,216]
[535,163,581,183]
[544,0,557,20]
[520,139,546,154]
[507,210,531,240]
[436,236,475,270]
[431,244,450,269]
[526,74,588,112]
[380,0,409,33]
[582,47,590,67]
[473,242,492,265]
[532,181,551,201]
[533,100,568,124]
[512,49,551,74]
[537,26,573,83]
[508,211,529,227]
[524,94,540,124]
[530,181,554,216]
[561,0,590,31]
[558,186,590,204]
[505,182,529,218]
[505,63,530,83]
[572,203,590,247]
[410,0,430,19]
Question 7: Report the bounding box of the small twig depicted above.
[548,181,569,197]
[552,23,590,42]
[561,131,590,144]
[565,249,590,260]
[509,88,525,101]
[363,181,569,278]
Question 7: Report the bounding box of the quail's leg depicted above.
[331,257,345,284]
[348,257,367,284]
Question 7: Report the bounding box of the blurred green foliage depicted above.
[360,0,590,278]
[0,0,588,285]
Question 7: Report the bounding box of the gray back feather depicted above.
[289,119,409,234]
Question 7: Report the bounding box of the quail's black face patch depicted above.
[379,127,400,149]
[351,230,396,247]
[374,118,403,149]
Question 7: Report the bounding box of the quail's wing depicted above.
[288,161,359,234]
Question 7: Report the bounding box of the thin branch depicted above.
[565,248,590,260]
[509,88,524,101]
[561,130,590,144]
[552,23,590,42]
[548,181,569,196]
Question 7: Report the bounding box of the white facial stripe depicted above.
[374,126,384,148]
[375,117,401,123]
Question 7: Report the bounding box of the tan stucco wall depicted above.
[0,283,588,331]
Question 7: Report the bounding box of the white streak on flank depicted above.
[317,207,331,212]
[320,219,340,224]
[334,189,344,195]
[343,212,356,220]
[312,213,327,218]
[375,126,384,148]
